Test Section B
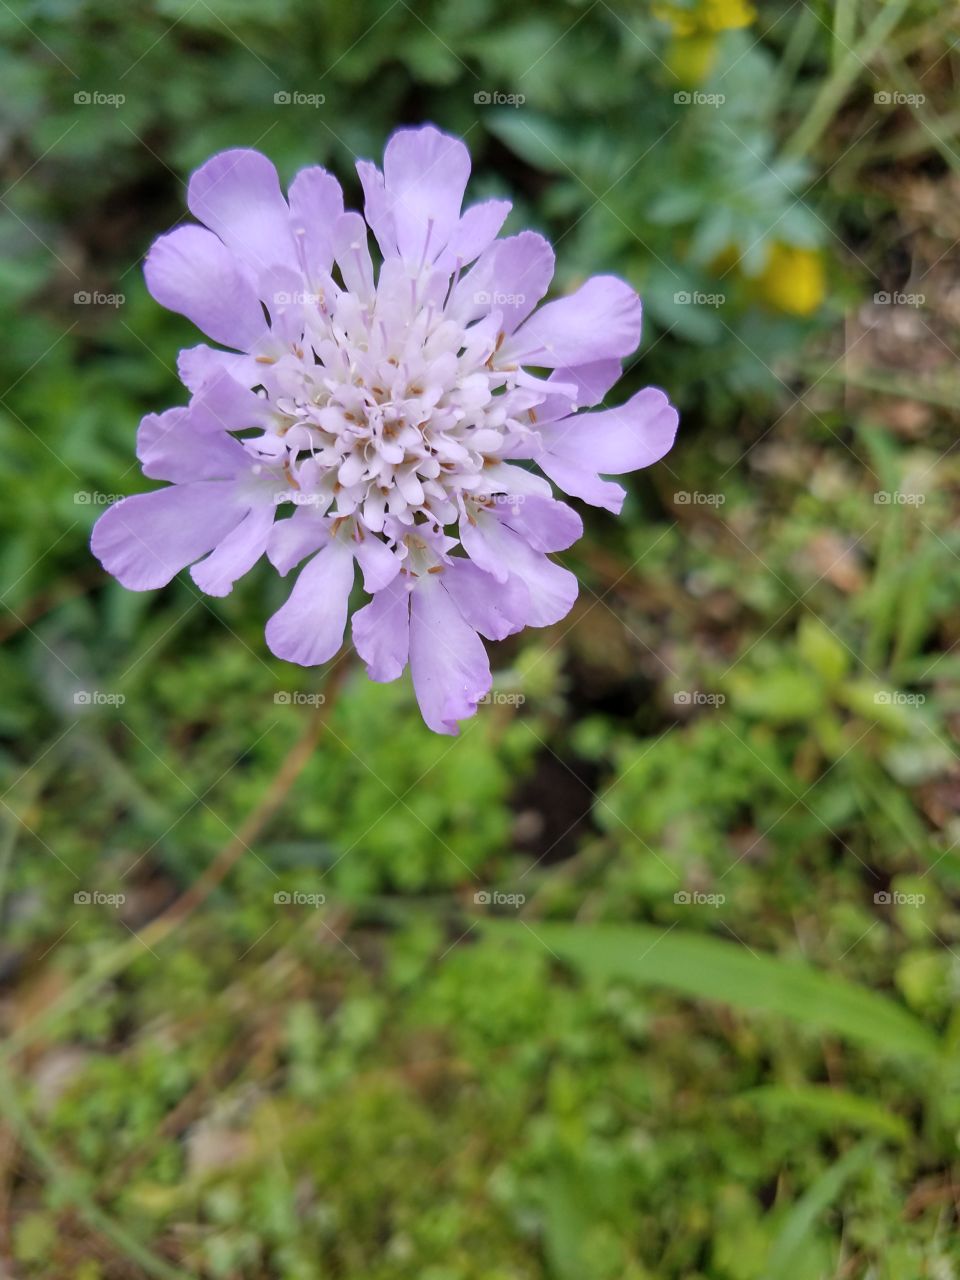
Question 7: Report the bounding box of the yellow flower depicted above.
[656,0,755,83]
[701,0,756,32]
[757,244,825,316]
[653,0,755,38]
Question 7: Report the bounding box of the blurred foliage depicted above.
[2,0,960,1277]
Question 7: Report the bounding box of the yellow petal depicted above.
[757,244,825,316]
[703,0,757,31]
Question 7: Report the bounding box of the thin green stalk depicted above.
[785,0,911,158]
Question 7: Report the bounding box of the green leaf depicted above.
[484,112,570,173]
[490,923,940,1063]
[727,668,826,722]
[797,617,849,686]
[766,1140,878,1277]
[738,1085,910,1143]
[838,679,920,734]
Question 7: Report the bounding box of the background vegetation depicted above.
[1,0,959,1275]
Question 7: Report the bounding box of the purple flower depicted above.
[92,125,678,734]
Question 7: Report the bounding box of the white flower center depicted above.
[252,264,541,536]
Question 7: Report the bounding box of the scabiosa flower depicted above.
[92,125,679,734]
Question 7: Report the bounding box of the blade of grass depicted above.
[738,1085,910,1143]
[766,1140,878,1277]
[815,365,960,410]
[832,0,859,71]
[488,922,941,1062]
[786,0,911,158]
[772,3,822,104]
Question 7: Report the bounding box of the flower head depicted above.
[92,125,678,734]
